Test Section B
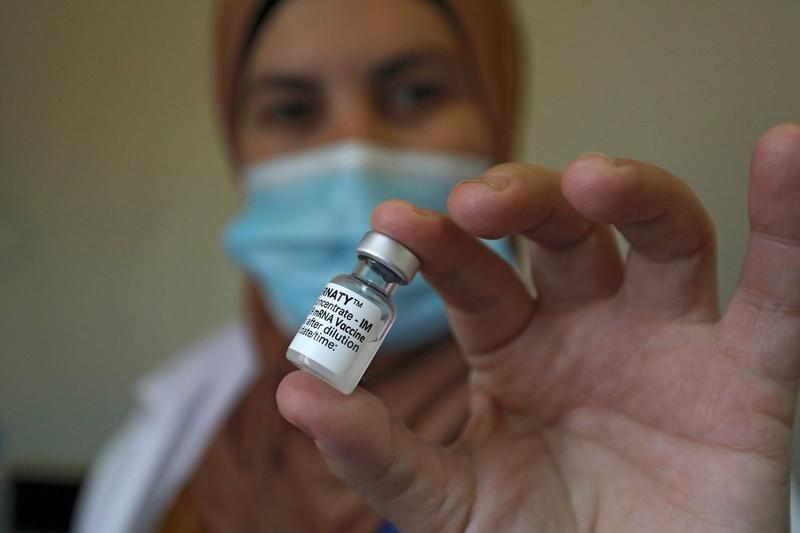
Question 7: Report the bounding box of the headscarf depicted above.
[212,0,523,162]
[158,1,524,532]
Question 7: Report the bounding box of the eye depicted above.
[396,81,442,106]
[382,78,449,120]
[256,97,320,129]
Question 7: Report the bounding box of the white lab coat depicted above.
[72,321,800,532]
[71,322,260,533]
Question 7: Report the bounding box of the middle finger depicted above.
[448,162,625,311]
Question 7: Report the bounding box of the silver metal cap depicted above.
[355,231,420,284]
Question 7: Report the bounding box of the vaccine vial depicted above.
[286,231,419,394]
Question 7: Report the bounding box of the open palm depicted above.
[277,124,800,532]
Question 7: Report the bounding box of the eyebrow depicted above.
[370,50,462,84]
[242,49,462,98]
[242,75,317,97]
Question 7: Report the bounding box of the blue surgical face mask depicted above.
[223,142,514,352]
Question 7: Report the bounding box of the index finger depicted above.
[371,200,534,356]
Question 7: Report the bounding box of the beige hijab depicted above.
[159,1,523,531]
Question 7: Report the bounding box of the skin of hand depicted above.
[276,122,800,533]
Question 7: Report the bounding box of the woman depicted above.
[75,0,800,532]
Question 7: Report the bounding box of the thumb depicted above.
[276,371,471,532]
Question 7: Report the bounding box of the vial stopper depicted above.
[356,231,420,284]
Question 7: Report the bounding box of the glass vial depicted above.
[286,231,420,394]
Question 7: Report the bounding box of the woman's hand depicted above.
[276,123,800,532]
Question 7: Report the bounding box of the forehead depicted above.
[242,0,463,80]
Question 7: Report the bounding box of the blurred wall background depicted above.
[0,0,798,474]
[0,2,239,472]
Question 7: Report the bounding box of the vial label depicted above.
[288,283,383,375]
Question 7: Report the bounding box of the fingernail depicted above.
[457,174,509,191]
[579,152,617,166]
[410,204,436,217]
